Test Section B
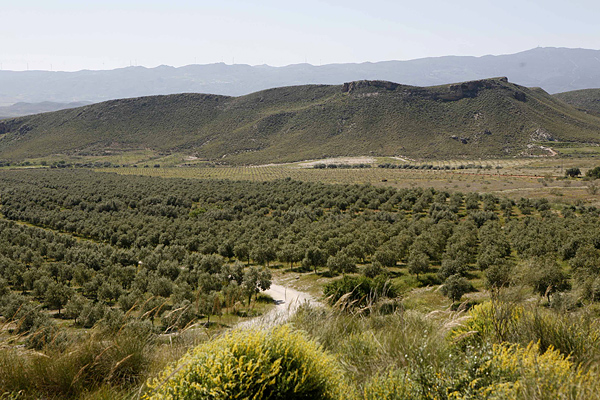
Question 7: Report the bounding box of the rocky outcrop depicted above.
[451,135,469,144]
[0,119,32,136]
[451,129,492,144]
[436,78,507,101]
[342,77,526,104]
[514,91,527,102]
[530,128,555,141]
[342,80,402,93]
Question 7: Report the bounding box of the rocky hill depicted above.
[554,89,600,117]
[1,77,599,163]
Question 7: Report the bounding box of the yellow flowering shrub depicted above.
[452,301,600,366]
[450,302,523,344]
[456,342,600,399]
[362,369,417,400]
[144,325,349,400]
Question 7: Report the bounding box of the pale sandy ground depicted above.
[236,283,319,329]
[297,156,376,168]
[539,146,558,157]
[391,156,416,162]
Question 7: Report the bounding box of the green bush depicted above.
[566,167,582,178]
[363,262,387,278]
[586,166,600,179]
[144,325,348,400]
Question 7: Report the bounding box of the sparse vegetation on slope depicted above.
[1,78,600,163]
[554,88,600,117]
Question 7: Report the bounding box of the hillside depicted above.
[1,47,600,105]
[1,77,600,163]
[554,89,600,117]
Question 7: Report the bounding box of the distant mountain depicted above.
[554,89,600,117]
[1,77,599,163]
[1,47,600,105]
[0,101,92,119]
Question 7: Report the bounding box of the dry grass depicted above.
[101,156,600,206]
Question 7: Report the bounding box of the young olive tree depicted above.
[441,274,471,303]
[242,266,272,306]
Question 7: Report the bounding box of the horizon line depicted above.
[1,46,597,73]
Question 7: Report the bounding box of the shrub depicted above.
[362,369,417,400]
[586,166,600,180]
[451,301,522,344]
[463,342,600,399]
[452,301,600,365]
[144,325,348,400]
[565,167,581,178]
[363,262,387,278]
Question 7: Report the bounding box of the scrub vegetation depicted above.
[555,88,600,117]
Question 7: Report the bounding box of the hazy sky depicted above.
[2,0,599,71]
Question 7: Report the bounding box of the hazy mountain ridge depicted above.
[0,101,92,119]
[2,47,600,105]
[1,77,599,163]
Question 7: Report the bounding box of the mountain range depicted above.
[1,77,599,163]
[1,47,600,106]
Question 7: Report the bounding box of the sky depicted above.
[1,0,599,71]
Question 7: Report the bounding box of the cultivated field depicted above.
[102,154,600,206]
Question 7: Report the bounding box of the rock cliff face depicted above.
[342,80,403,93]
[0,119,20,135]
[441,78,506,101]
[342,77,527,103]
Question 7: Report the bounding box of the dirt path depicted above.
[236,283,319,329]
[539,146,558,157]
[264,283,316,313]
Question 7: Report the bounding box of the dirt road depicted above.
[237,283,319,329]
[264,283,316,312]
